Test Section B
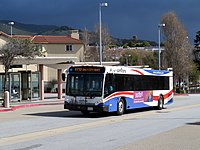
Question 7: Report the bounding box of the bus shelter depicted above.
[0,71,40,101]
[0,57,77,101]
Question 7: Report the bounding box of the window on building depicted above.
[66,44,73,51]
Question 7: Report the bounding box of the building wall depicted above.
[41,43,84,81]
[47,67,57,81]
[0,34,84,82]
[43,43,84,61]
[0,36,9,48]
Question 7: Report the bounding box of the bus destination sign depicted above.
[69,66,105,73]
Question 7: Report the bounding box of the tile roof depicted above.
[31,35,83,44]
[0,31,10,38]
[0,31,83,44]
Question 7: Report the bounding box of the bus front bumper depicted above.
[64,103,108,112]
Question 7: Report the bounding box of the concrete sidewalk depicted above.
[0,93,64,112]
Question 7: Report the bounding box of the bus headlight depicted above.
[95,99,103,105]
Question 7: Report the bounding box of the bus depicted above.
[62,65,173,115]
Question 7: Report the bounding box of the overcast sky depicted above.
[0,0,199,42]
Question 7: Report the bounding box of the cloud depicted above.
[0,0,199,41]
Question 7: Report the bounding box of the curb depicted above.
[0,102,63,112]
[0,93,193,112]
[174,94,189,96]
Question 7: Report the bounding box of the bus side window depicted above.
[104,74,114,97]
[109,85,113,91]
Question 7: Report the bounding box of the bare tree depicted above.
[85,46,99,62]
[161,12,193,86]
[81,27,90,62]
[0,38,42,104]
[120,49,157,68]
[94,24,112,61]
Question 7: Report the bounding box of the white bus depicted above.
[63,65,173,115]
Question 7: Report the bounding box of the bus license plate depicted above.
[87,107,93,111]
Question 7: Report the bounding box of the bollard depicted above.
[4,91,10,108]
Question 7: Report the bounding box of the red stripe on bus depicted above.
[154,90,173,100]
[105,90,173,101]
[105,91,134,100]
[131,69,144,75]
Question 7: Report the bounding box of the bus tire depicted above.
[117,99,125,115]
[157,95,163,110]
[81,110,89,116]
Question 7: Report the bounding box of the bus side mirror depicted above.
[62,73,66,81]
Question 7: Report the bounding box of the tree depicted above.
[94,24,112,61]
[194,31,200,63]
[81,27,90,62]
[0,38,42,104]
[132,35,138,43]
[85,46,99,62]
[128,41,135,47]
[142,41,151,47]
[194,31,200,48]
[160,12,193,88]
[119,49,157,68]
[82,28,90,61]
[189,63,200,84]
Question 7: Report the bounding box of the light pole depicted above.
[125,54,131,66]
[8,21,14,37]
[158,23,165,70]
[99,2,108,65]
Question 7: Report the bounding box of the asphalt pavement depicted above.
[0,93,199,150]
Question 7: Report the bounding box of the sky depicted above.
[0,0,200,42]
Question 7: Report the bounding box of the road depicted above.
[0,94,199,150]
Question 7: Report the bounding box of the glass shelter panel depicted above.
[21,72,31,100]
[0,75,5,101]
[10,73,21,101]
[31,72,40,98]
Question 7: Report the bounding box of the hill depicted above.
[0,20,60,35]
[0,20,157,46]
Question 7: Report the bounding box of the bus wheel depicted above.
[81,110,89,116]
[157,96,163,110]
[117,99,125,115]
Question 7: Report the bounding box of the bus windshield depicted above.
[66,74,104,97]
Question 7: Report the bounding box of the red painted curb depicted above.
[0,102,64,112]
[0,108,13,112]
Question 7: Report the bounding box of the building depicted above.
[0,30,84,101]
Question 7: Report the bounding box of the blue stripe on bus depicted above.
[165,98,173,105]
[144,70,170,75]
[102,97,151,112]
[126,97,150,109]
[103,97,119,112]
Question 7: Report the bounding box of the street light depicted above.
[8,21,14,37]
[99,2,108,65]
[125,54,131,66]
[158,23,165,70]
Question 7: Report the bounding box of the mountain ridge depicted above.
[0,20,157,46]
